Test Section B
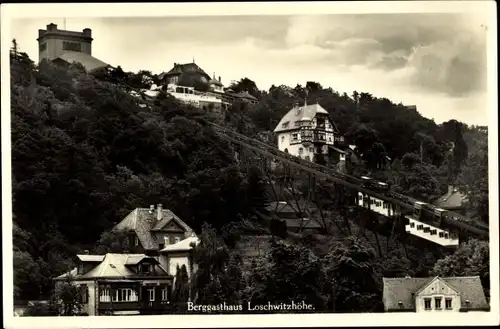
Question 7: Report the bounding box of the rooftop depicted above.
[55,51,109,72]
[160,236,200,253]
[55,253,169,280]
[113,207,194,251]
[273,103,335,133]
[382,276,489,311]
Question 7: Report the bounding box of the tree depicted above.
[92,230,135,254]
[323,237,383,312]
[245,239,328,312]
[431,239,489,295]
[191,223,245,308]
[171,265,190,313]
[52,274,84,316]
[457,142,488,223]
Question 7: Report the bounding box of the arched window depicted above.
[284,148,289,154]
[298,147,304,154]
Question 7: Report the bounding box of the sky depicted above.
[9,12,491,125]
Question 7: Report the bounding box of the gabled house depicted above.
[158,62,211,86]
[382,276,489,313]
[54,253,173,315]
[273,103,344,163]
[159,236,200,280]
[264,201,323,234]
[113,204,195,256]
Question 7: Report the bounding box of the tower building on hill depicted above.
[37,23,109,72]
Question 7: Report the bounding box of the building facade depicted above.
[113,204,195,255]
[382,276,489,313]
[37,23,109,72]
[54,253,173,315]
[273,103,344,163]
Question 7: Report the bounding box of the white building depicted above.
[273,103,344,162]
[383,276,489,312]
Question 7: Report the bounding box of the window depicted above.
[141,263,152,273]
[294,121,301,127]
[439,232,444,238]
[445,298,452,310]
[174,236,181,244]
[298,147,304,155]
[435,297,442,310]
[430,229,437,235]
[444,233,449,239]
[62,41,82,52]
[309,147,314,153]
[161,287,169,301]
[417,224,423,230]
[424,298,432,310]
[159,243,164,249]
[359,195,363,201]
[100,288,111,302]
[281,136,285,142]
[39,43,47,52]
[282,122,289,128]
[164,236,170,245]
[410,222,415,228]
[292,133,298,141]
[148,288,155,301]
[113,288,138,302]
[78,285,88,303]
[134,237,139,246]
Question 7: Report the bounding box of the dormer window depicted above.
[140,263,152,273]
[174,236,181,244]
[282,122,289,129]
[434,297,442,310]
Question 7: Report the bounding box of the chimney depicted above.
[82,28,92,37]
[157,204,163,221]
[84,250,89,255]
[38,29,45,38]
[47,23,57,31]
[219,76,221,82]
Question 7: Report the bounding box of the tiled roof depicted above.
[273,103,331,133]
[55,253,169,280]
[329,145,347,154]
[159,63,210,80]
[56,51,109,72]
[382,276,489,311]
[160,236,200,253]
[113,208,194,251]
[76,255,105,262]
[235,91,258,101]
[284,218,322,229]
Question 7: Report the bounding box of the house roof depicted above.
[265,201,307,214]
[56,51,109,72]
[329,145,347,154]
[273,103,333,133]
[76,255,105,262]
[160,236,200,253]
[209,78,223,86]
[235,91,258,100]
[382,276,489,311]
[434,189,467,209]
[159,62,210,80]
[113,208,194,251]
[55,253,169,280]
[284,217,323,229]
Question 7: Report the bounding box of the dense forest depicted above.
[10,42,489,313]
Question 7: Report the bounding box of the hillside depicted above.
[10,48,489,309]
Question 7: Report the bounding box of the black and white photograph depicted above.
[1,1,498,328]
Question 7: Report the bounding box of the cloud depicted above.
[282,14,488,97]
